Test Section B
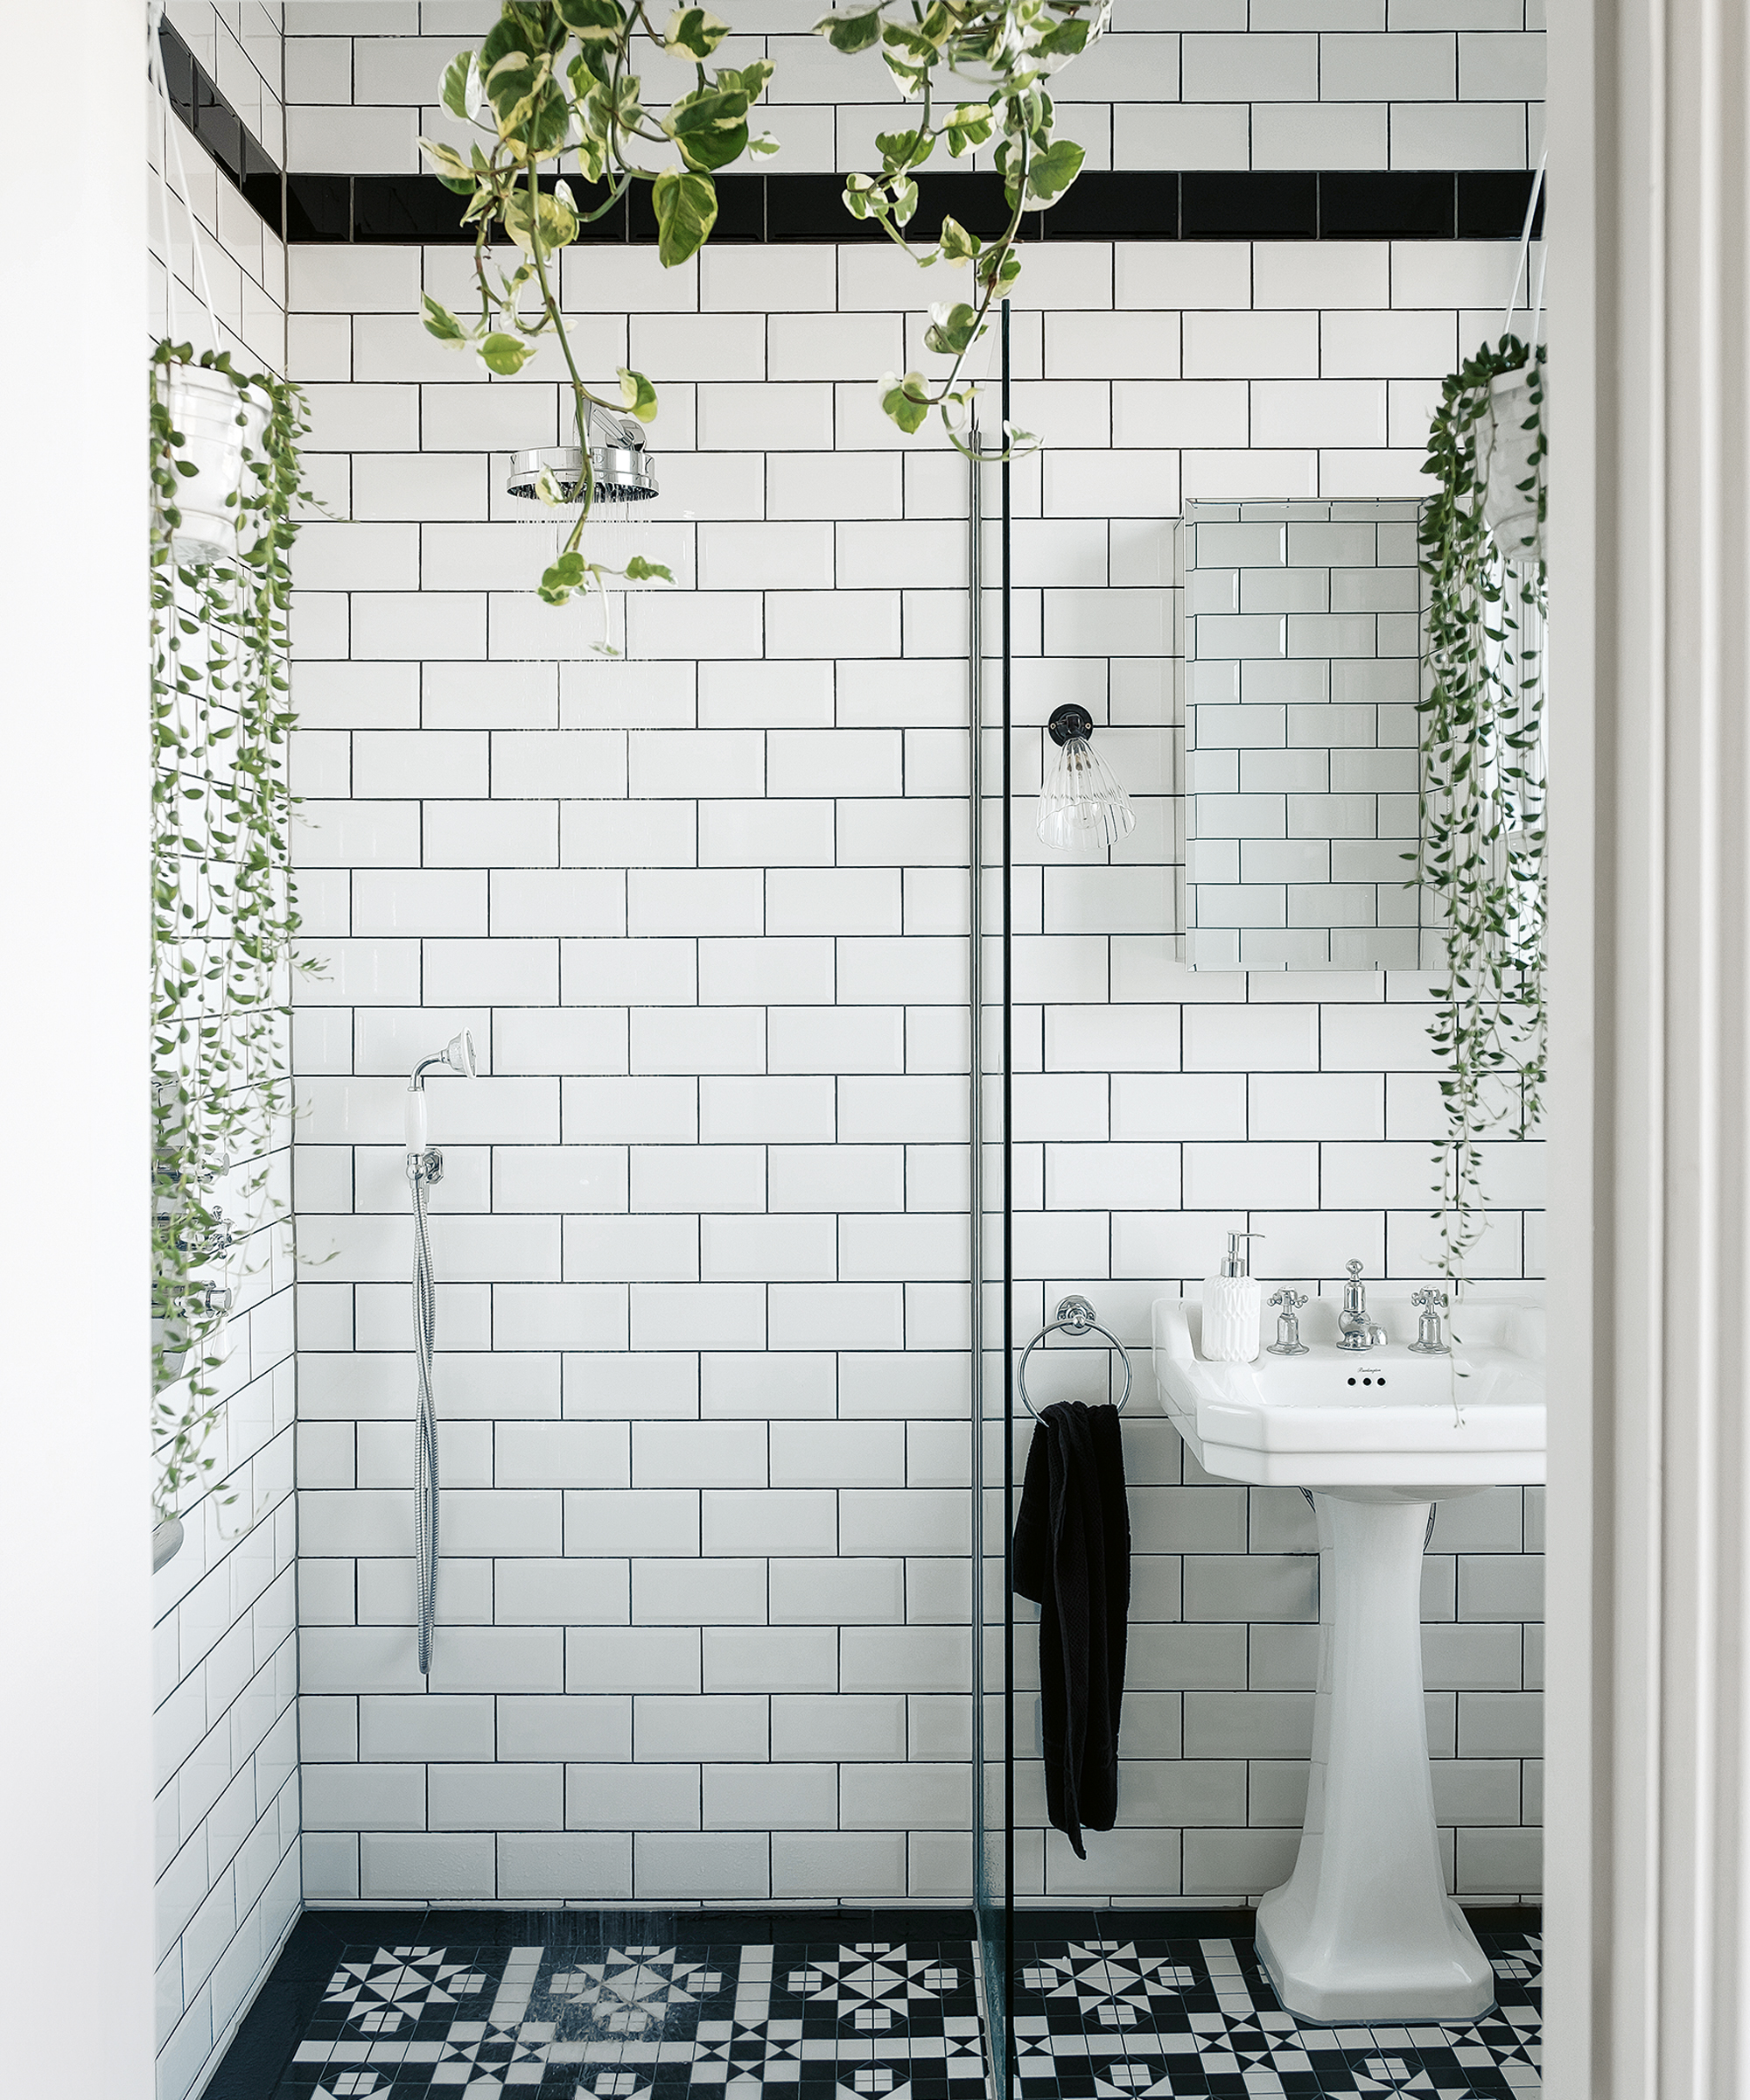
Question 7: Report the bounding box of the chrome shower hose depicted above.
[409,1152,441,1677]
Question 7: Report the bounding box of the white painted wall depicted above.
[148,11,304,2099]
[0,0,155,2091]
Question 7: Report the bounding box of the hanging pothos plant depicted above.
[1414,335,1548,1298]
[150,340,316,1525]
[419,0,1104,597]
[416,1,778,603]
[813,0,1107,448]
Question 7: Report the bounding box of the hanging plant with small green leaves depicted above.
[1414,335,1548,1300]
[814,0,1109,449]
[150,341,316,1524]
[416,0,778,603]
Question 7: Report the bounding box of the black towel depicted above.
[1012,1399,1130,1858]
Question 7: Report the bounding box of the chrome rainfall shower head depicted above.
[507,406,657,506]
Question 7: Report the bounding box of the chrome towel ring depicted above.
[1016,1295,1133,1420]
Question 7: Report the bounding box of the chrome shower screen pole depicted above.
[969,393,988,1893]
[970,302,1015,2100]
[998,294,1016,2093]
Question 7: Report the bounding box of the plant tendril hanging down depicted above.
[1414,337,1548,1299]
[150,343,318,1522]
[814,0,1108,456]
[416,1,779,604]
[421,2,1106,588]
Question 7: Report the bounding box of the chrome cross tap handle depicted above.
[1338,1259,1388,1353]
[1410,1287,1451,1355]
[1267,1288,1310,1356]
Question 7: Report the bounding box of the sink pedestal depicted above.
[1256,1489,1496,2024]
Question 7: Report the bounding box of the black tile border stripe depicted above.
[157,22,1545,250]
[292,166,1546,245]
[157,18,283,233]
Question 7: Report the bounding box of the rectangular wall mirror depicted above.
[1178,497,1428,971]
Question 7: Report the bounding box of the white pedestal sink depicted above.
[1151,1292,1544,2024]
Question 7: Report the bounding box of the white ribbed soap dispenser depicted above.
[1202,1230,1264,1363]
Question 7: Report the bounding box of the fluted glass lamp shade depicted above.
[1036,705,1136,852]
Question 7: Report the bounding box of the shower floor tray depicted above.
[211,1908,984,2100]
[206,1907,1539,2100]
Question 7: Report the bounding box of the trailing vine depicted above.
[814,0,1105,451]
[150,341,315,1522]
[420,1,1105,596]
[416,1,778,603]
[1415,335,1548,1296]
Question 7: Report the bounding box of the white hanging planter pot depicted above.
[152,1515,185,1573]
[1481,365,1544,560]
[164,363,270,565]
[152,1314,189,1384]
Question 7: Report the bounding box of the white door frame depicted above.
[1545,0,1750,2089]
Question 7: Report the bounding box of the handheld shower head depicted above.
[407,1030,479,1149]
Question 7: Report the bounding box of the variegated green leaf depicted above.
[665,5,732,59]
[618,368,659,423]
[420,293,467,344]
[879,370,931,433]
[480,332,535,374]
[651,167,718,267]
[813,5,884,54]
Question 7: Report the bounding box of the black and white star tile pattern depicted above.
[279,1936,983,2100]
[1012,1931,1541,2100]
[275,1928,1537,2100]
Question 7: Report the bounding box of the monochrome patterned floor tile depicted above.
[1009,1931,1540,2100]
[277,1937,981,2100]
[270,1928,1537,2100]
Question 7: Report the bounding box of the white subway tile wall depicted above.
[151,14,300,2100]
[280,0,1544,175]
[287,221,1544,1912]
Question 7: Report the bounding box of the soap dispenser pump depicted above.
[1203,1230,1264,1363]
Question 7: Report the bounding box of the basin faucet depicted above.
[1410,1287,1450,1355]
[1337,1259,1387,1352]
[1267,1289,1309,1356]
